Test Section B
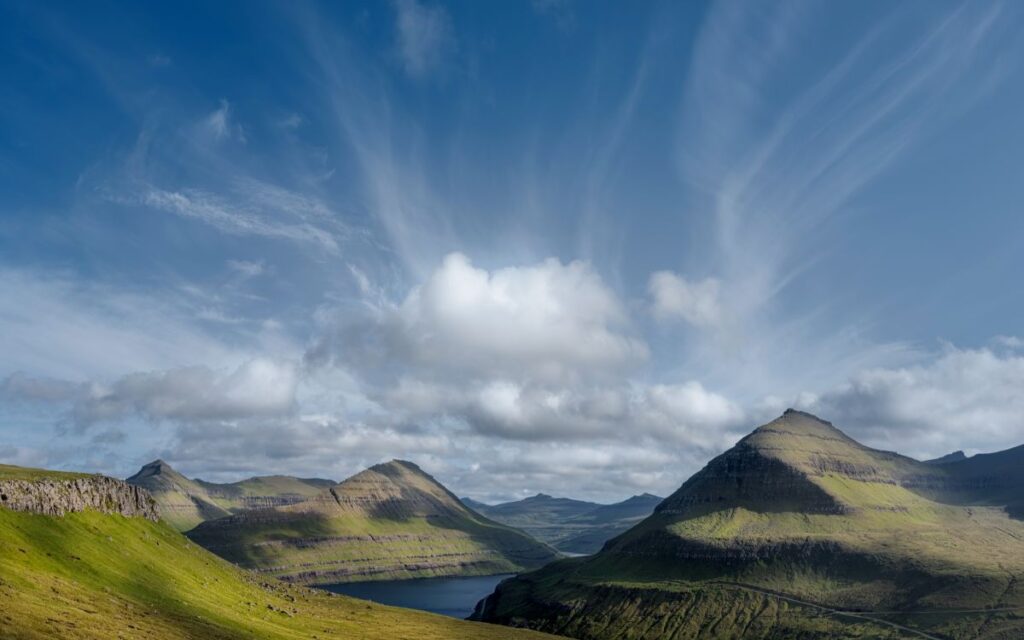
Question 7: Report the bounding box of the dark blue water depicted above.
[319,574,513,619]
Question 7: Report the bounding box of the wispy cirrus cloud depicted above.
[392,0,455,79]
[661,1,1015,398]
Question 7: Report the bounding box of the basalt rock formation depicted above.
[473,410,1024,639]
[0,466,157,520]
[187,459,559,584]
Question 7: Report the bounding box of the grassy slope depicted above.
[475,411,1024,639]
[187,461,559,584]
[0,465,92,482]
[0,507,558,640]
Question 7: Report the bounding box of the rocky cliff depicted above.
[0,474,158,520]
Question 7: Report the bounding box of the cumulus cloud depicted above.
[648,271,722,328]
[398,253,648,379]
[305,253,744,447]
[310,253,647,381]
[799,342,1024,459]
[392,0,454,78]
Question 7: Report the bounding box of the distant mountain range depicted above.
[473,410,1024,639]
[126,459,335,531]
[185,459,559,584]
[464,492,663,554]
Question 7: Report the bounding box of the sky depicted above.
[2,0,1024,503]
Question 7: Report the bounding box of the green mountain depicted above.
[469,493,662,554]
[924,450,968,464]
[0,463,558,640]
[125,459,335,531]
[555,493,663,554]
[938,443,1024,519]
[473,410,1024,639]
[187,459,559,584]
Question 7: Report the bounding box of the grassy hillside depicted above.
[469,493,662,554]
[125,460,334,532]
[474,410,1024,639]
[188,460,559,584]
[0,497,560,639]
[0,465,92,482]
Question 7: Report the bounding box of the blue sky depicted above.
[2,0,1024,502]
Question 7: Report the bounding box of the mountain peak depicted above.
[925,450,968,464]
[370,459,423,474]
[656,412,933,518]
[127,458,182,482]
[743,409,852,448]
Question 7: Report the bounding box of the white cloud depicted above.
[201,99,245,142]
[305,253,745,447]
[227,259,265,278]
[4,359,298,430]
[139,186,342,253]
[648,271,722,327]
[665,2,1009,397]
[800,343,1024,459]
[395,253,648,380]
[0,269,240,380]
[393,0,454,79]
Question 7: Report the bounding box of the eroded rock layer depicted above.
[0,475,157,520]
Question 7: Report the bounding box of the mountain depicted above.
[461,496,493,512]
[125,459,334,531]
[0,463,558,640]
[187,459,559,584]
[470,494,599,546]
[473,410,1024,639]
[939,443,1024,519]
[468,492,662,554]
[555,493,663,554]
[925,450,968,464]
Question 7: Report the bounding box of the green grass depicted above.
[0,507,559,640]
[0,465,93,482]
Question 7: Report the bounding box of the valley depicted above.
[466,493,663,554]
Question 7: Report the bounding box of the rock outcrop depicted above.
[0,474,158,520]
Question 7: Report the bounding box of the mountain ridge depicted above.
[125,459,335,531]
[187,458,559,584]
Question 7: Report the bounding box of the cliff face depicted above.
[0,474,158,521]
